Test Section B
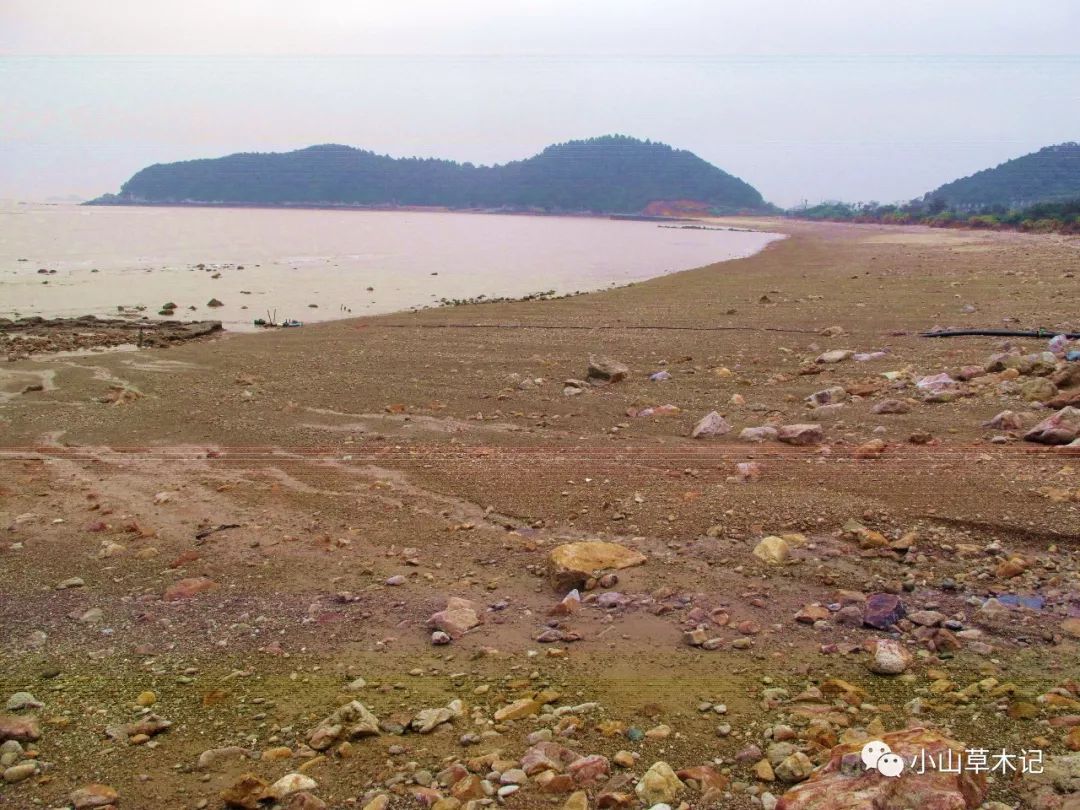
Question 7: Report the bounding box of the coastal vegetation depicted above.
[924,142,1080,209]
[789,142,1080,233]
[790,197,1080,234]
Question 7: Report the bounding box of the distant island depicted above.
[87,135,767,216]
[923,142,1080,209]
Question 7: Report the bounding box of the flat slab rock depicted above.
[549,541,646,590]
[776,727,987,810]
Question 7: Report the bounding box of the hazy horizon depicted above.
[2,1,1078,207]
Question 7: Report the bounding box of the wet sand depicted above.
[0,204,780,331]
[1,219,1079,809]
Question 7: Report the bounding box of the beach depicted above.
[2,218,1079,808]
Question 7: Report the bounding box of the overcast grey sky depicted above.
[2,0,1078,206]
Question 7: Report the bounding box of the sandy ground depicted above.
[1,219,1079,809]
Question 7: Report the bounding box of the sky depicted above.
[1,0,1078,207]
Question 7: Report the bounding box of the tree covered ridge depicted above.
[923,142,1080,209]
[89,135,765,214]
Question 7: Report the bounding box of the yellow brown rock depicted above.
[549,541,646,590]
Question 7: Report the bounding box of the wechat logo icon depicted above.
[862,741,905,778]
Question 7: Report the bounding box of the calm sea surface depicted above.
[0,204,780,331]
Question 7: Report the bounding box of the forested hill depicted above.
[924,142,1080,209]
[87,135,766,214]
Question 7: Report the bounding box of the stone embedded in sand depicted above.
[427,596,484,638]
[197,746,253,770]
[807,387,847,406]
[794,604,830,624]
[285,793,327,810]
[867,638,912,675]
[549,588,581,616]
[984,410,1023,430]
[777,424,824,445]
[221,773,268,809]
[70,784,120,809]
[636,761,685,805]
[995,556,1027,578]
[741,426,779,443]
[1025,407,1080,445]
[586,355,629,383]
[494,698,543,722]
[908,610,945,627]
[307,701,380,750]
[163,576,217,601]
[5,692,42,712]
[691,411,733,438]
[266,773,317,801]
[753,536,792,565]
[0,715,40,743]
[568,754,610,785]
[677,764,729,791]
[1021,751,1080,808]
[872,399,911,414]
[548,541,646,591]
[521,741,581,775]
[690,411,732,439]
[776,752,815,784]
[4,761,39,783]
[1063,618,1080,639]
[775,727,988,810]
[863,593,906,630]
[1021,377,1058,402]
[105,713,172,744]
[411,707,454,733]
[816,349,854,364]
[853,438,887,459]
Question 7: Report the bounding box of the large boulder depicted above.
[1025,407,1080,445]
[548,541,646,591]
[776,728,987,810]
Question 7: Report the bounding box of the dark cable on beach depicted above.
[922,328,1080,339]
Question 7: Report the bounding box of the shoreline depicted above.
[79,198,714,222]
[2,205,785,336]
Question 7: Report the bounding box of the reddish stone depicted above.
[164,576,217,601]
[568,754,610,785]
[427,596,483,638]
[70,784,121,809]
[0,715,41,742]
[863,593,906,630]
[1025,406,1080,444]
[776,727,987,810]
[520,741,580,775]
[677,765,729,791]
